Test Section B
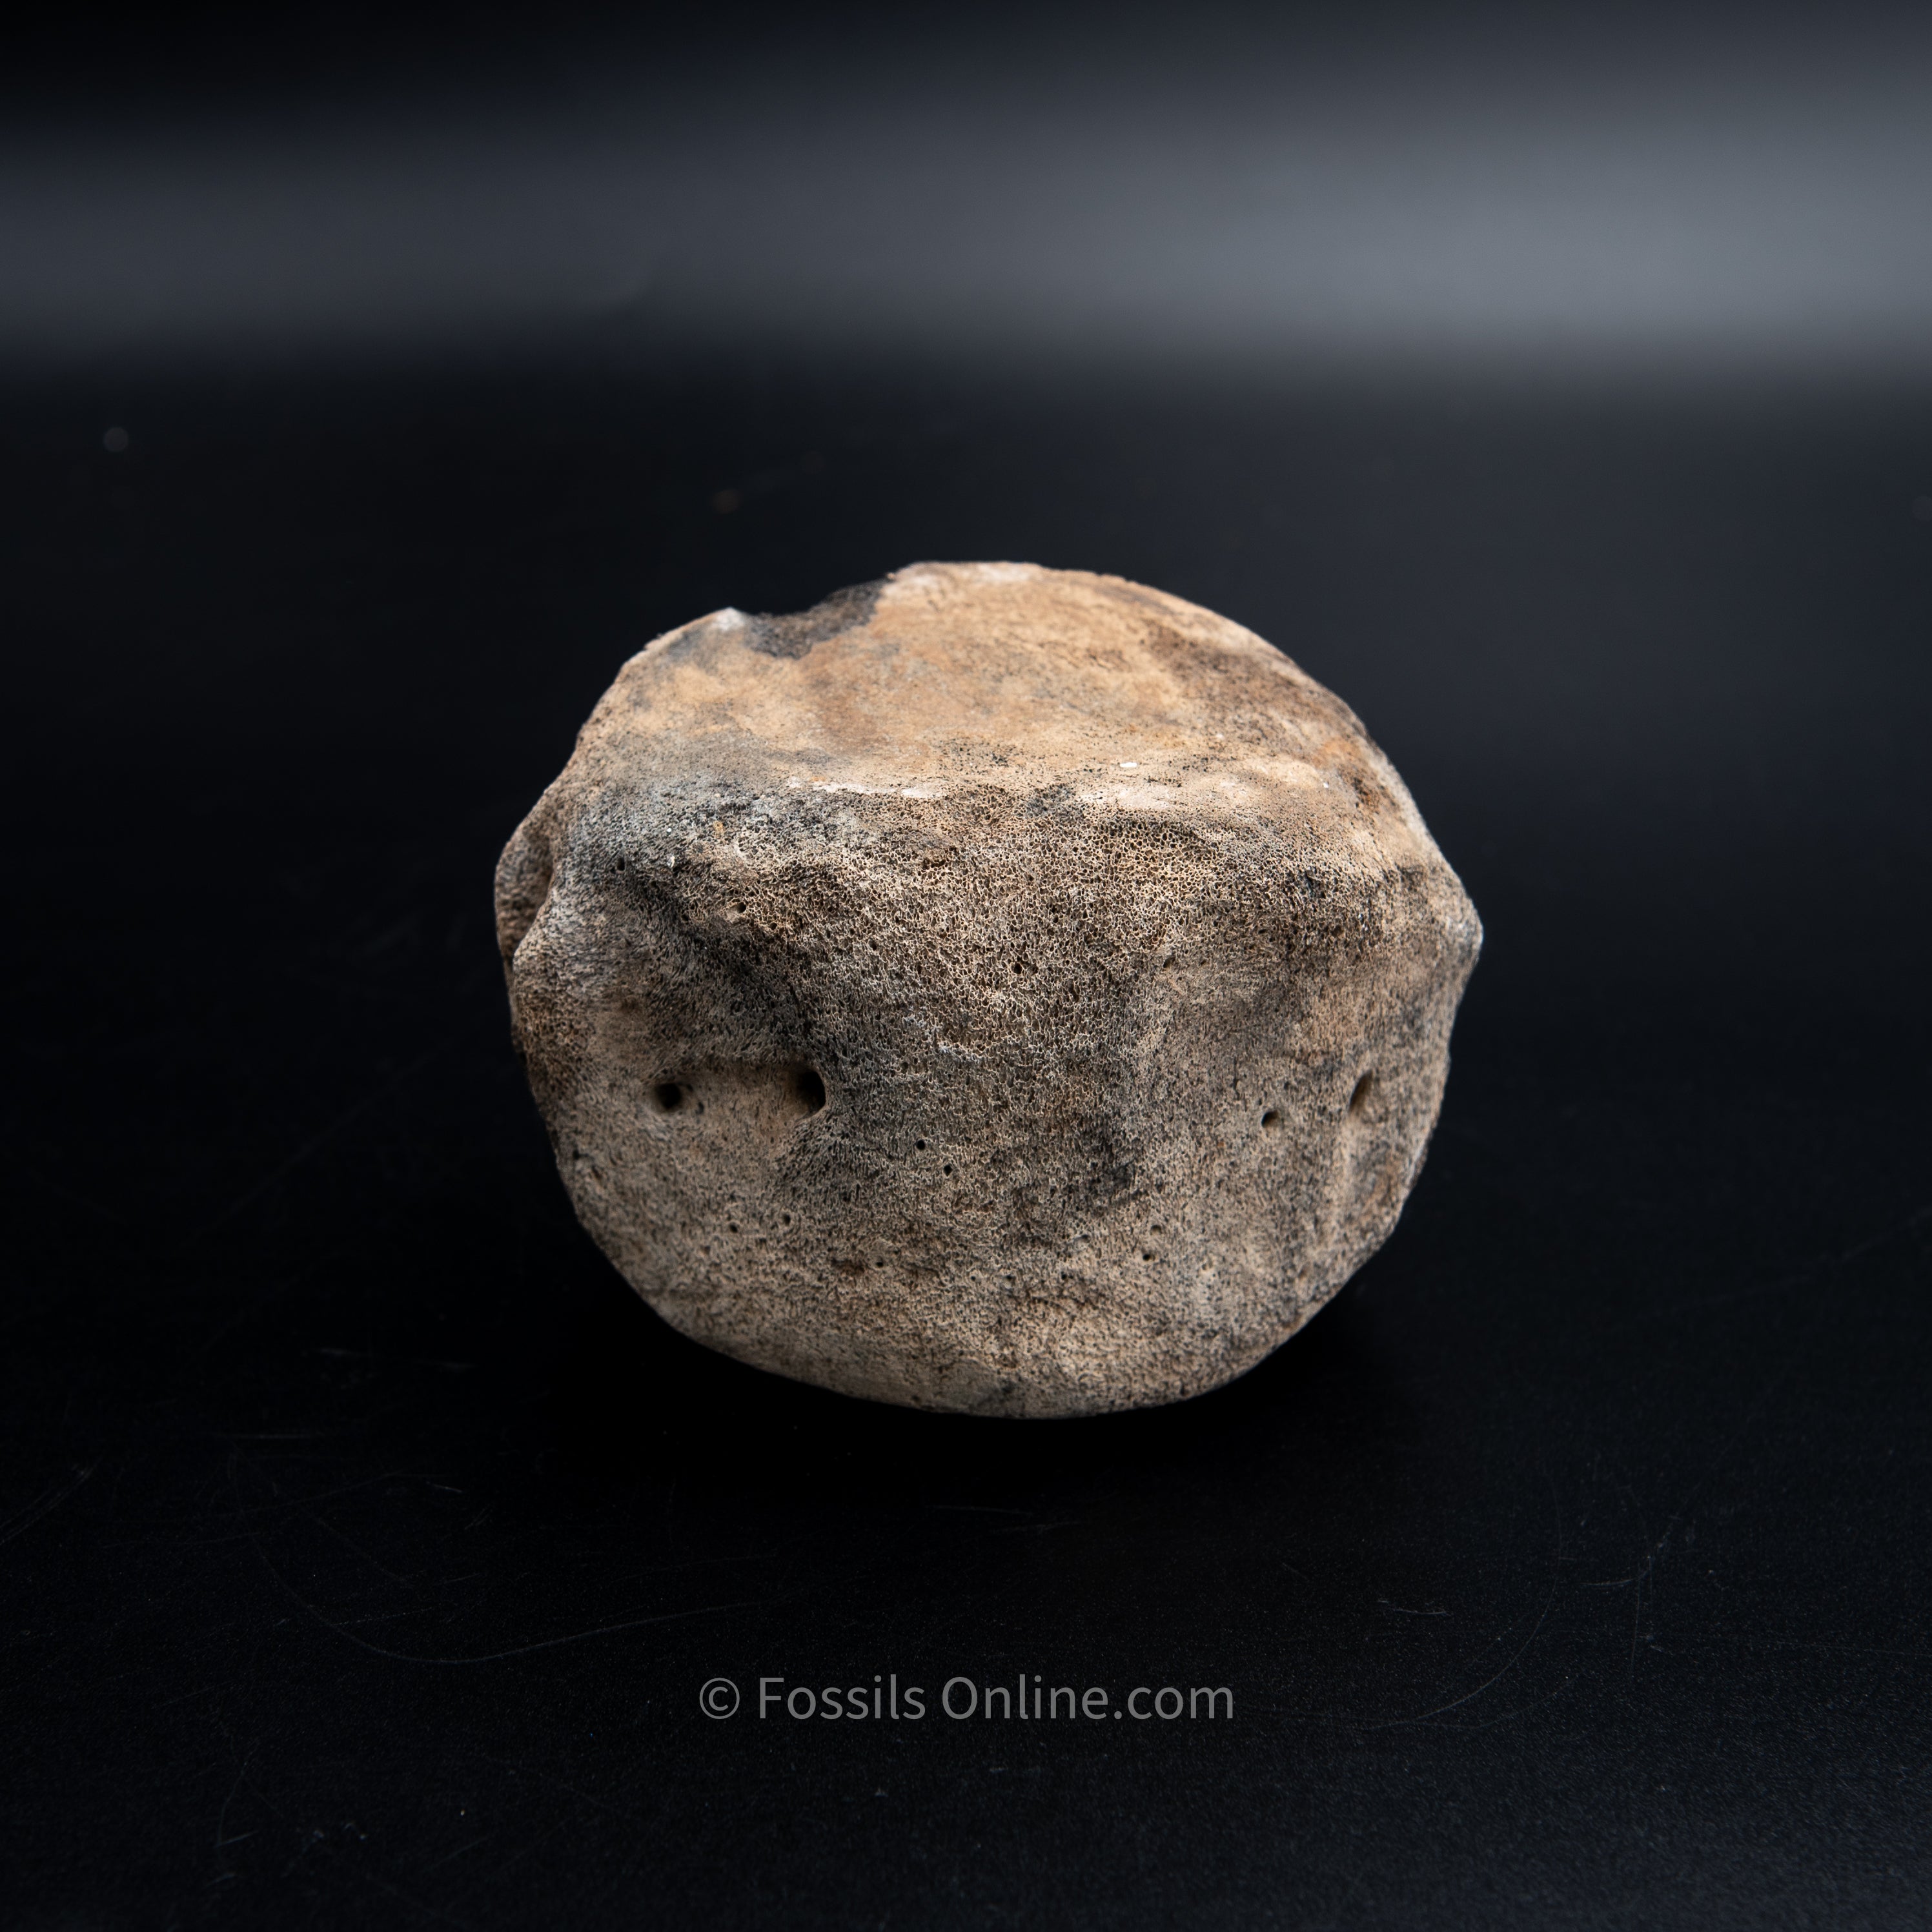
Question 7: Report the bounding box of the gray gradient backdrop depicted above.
[7,3,1932,374]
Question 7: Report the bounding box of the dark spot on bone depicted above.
[744,579,883,659]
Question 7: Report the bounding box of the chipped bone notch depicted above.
[496,562,1480,1418]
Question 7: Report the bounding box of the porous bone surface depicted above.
[496,562,1480,1416]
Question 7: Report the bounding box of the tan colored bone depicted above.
[497,563,1480,1417]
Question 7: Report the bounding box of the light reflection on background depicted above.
[5,4,1931,372]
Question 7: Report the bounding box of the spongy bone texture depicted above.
[496,563,1480,1417]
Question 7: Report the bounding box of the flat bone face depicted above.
[496,563,1481,1418]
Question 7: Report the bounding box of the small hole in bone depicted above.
[1261,1109,1281,1130]
[791,1066,827,1114]
[650,1081,687,1114]
[915,1139,927,1150]
[1349,1072,1374,1115]
[943,1163,955,1175]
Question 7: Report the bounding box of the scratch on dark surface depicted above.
[1629,1501,1654,1679]
[197,1038,452,1234]
[482,1755,640,1824]
[226,1451,768,1663]
[177,1467,425,1542]
[1707,1637,1932,1662]
[316,1348,477,1374]
[416,1835,491,1876]
[343,1592,765,1669]
[309,1510,417,1589]
[1620,1202,1931,1330]
[251,1528,762,1664]
[1373,1578,1560,1731]
[312,1596,766,1667]
[1842,1199,1931,1263]
[1647,1268,1831,1322]
[348,912,421,962]
[214,1745,259,1851]
[156,1683,233,1709]
[1363,1458,1567,1731]
[0,1464,93,1550]
[225,1430,347,1441]
[360,1866,482,1931]
[20,1166,127,1225]
[1609,1202,1929,1678]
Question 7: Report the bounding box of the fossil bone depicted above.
[496,563,1480,1416]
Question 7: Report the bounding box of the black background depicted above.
[5,7,1932,1927]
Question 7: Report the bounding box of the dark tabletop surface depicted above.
[4,341,1929,1927]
